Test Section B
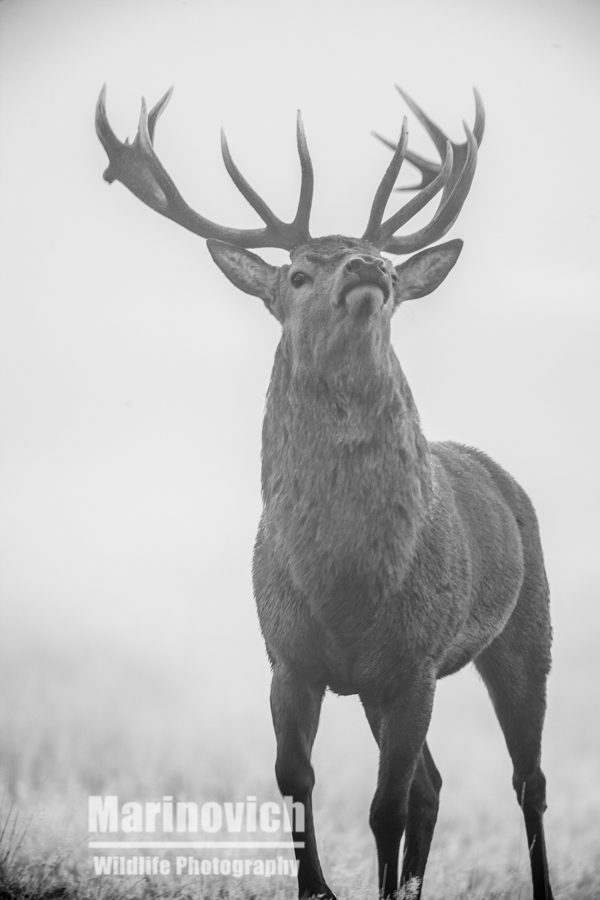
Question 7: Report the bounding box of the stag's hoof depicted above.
[299,889,337,900]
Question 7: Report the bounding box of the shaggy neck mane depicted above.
[261,341,433,541]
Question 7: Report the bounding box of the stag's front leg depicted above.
[270,665,335,900]
[367,669,436,899]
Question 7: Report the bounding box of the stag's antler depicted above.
[96,84,482,256]
[375,86,485,192]
[364,86,484,254]
[95,85,314,251]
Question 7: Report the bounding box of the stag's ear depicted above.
[393,239,463,303]
[207,240,281,316]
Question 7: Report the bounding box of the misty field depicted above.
[1,571,599,900]
[1,0,599,897]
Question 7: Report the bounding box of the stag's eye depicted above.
[291,271,310,288]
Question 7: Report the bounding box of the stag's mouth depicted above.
[338,276,391,318]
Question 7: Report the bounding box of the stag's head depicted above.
[96,86,484,378]
[206,234,465,379]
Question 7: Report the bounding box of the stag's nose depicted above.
[344,255,387,279]
[337,254,390,316]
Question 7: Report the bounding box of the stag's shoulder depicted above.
[430,440,539,527]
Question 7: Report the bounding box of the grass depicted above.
[1,825,600,900]
[1,603,599,900]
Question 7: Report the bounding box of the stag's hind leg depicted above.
[475,605,554,900]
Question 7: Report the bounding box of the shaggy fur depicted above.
[208,235,554,900]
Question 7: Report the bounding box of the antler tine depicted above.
[95,85,313,250]
[147,87,174,143]
[95,84,124,182]
[363,117,408,243]
[395,86,448,159]
[383,122,478,255]
[292,110,314,239]
[220,129,283,232]
[376,141,453,245]
[472,87,485,145]
[372,131,440,193]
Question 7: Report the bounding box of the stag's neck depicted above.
[261,341,432,527]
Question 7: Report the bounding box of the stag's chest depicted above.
[266,432,425,590]
[254,380,434,682]
[257,437,429,670]
[253,501,429,693]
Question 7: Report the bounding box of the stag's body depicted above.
[256,325,549,693]
[251,239,553,900]
[96,86,554,900]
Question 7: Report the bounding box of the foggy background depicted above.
[0,0,598,893]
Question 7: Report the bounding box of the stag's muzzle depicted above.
[337,254,391,316]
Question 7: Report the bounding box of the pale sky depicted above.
[1,0,598,689]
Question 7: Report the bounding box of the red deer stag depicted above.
[96,84,553,900]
